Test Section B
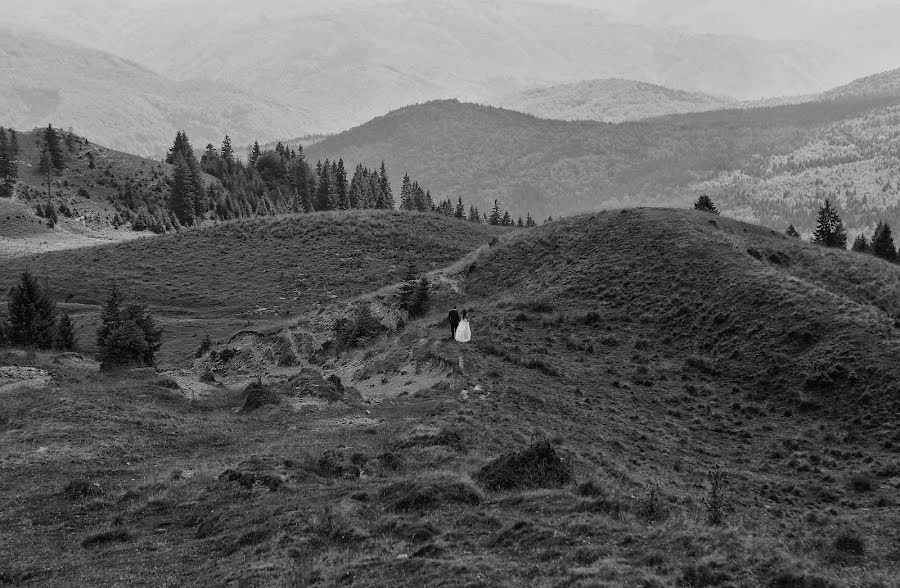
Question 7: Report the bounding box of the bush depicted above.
[849,472,874,492]
[54,313,76,351]
[334,306,386,353]
[99,321,150,370]
[381,473,483,511]
[474,438,574,491]
[833,530,865,555]
[195,334,212,358]
[6,269,57,349]
[705,467,729,525]
[240,381,280,412]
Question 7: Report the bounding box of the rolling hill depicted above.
[0,27,311,157]
[1,208,897,585]
[497,78,735,122]
[3,1,859,134]
[0,210,506,365]
[307,88,900,237]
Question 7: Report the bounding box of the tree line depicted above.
[1,270,162,370]
[697,194,899,262]
[0,126,20,197]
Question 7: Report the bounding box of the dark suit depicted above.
[448,309,460,338]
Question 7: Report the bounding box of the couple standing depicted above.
[448,305,471,342]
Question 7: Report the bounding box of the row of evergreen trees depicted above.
[785,199,898,261]
[0,271,162,370]
[0,126,20,197]
[167,131,538,230]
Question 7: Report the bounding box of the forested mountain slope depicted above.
[308,93,900,236]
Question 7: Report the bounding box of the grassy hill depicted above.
[497,78,735,123]
[1,208,897,585]
[306,94,900,236]
[0,27,311,157]
[0,128,178,252]
[0,210,506,365]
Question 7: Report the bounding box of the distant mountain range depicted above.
[307,68,900,236]
[0,28,312,157]
[3,0,866,134]
[497,79,735,122]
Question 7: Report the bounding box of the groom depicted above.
[448,305,460,339]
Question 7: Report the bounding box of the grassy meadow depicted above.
[0,208,898,586]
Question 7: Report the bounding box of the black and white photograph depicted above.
[1,0,899,585]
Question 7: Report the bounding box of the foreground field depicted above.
[1,208,898,586]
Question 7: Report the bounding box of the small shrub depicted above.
[849,472,874,492]
[474,438,574,491]
[381,473,483,511]
[218,347,237,363]
[81,529,132,548]
[195,334,212,358]
[63,479,103,500]
[520,297,554,313]
[705,467,729,526]
[272,334,296,366]
[693,194,719,214]
[334,306,386,353]
[240,382,279,412]
[576,478,605,498]
[833,530,865,555]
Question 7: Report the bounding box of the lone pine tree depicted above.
[6,270,57,349]
[694,194,719,214]
[97,283,162,370]
[812,199,847,249]
[785,224,801,238]
[871,221,897,261]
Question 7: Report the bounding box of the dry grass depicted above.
[1,208,899,586]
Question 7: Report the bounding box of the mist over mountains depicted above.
[3,0,891,144]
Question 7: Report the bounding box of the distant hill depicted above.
[818,68,900,101]
[496,79,735,122]
[4,1,856,134]
[0,27,311,157]
[0,128,178,254]
[307,91,900,237]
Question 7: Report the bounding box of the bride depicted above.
[455,309,472,342]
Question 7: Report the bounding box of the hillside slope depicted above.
[307,95,900,235]
[0,27,311,157]
[0,210,507,364]
[497,78,734,122]
[1,208,897,586]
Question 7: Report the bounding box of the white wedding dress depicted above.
[455,318,471,342]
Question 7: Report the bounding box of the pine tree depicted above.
[54,313,76,350]
[169,152,196,226]
[871,221,897,261]
[316,159,333,211]
[8,129,18,160]
[489,200,502,225]
[221,135,234,167]
[501,210,512,226]
[400,173,413,210]
[44,124,65,171]
[517,216,524,228]
[97,283,162,370]
[812,200,847,249]
[526,212,536,227]
[249,141,261,167]
[455,197,465,219]
[785,224,800,238]
[379,161,394,209]
[694,194,718,214]
[468,205,480,223]
[851,233,869,253]
[6,270,57,349]
[0,127,12,195]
